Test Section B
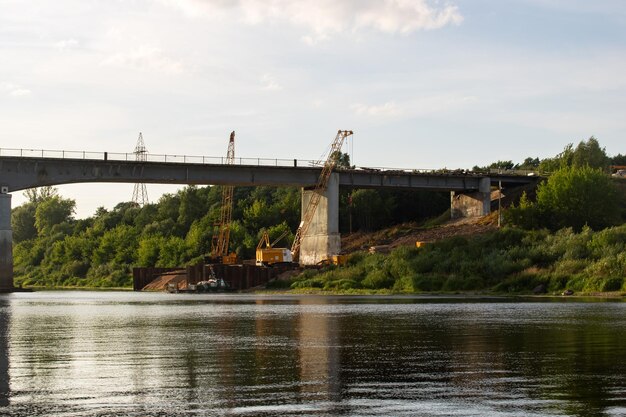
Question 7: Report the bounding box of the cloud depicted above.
[54,38,79,50]
[351,101,403,118]
[102,45,184,74]
[159,0,463,42]
[260,74,282,91]
[1,83,31,97]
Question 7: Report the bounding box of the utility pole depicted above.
[132,132,149,206]
[498,180,502,228]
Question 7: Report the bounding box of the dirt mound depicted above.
[342,214,498,253]
[142,270,187,291]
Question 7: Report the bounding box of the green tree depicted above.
[539,138,609,172]
[24,186,57,204]
[34,196,76,235]
[11,203,37,242]
[515,157,540,170]
[571,137,609,169]
[536,166,620,230]
[330,151,351,168]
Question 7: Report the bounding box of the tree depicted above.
[571,137,609,169]
[536,166,620,230]
[11,203,37,242]
[539,137,609,172]
[610,153,626,166]
[330,151,351,168]
[34,196,76,235]
[515,157,540,170]
[24,186,57,204]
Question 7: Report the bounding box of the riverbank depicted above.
[279,225,626,295]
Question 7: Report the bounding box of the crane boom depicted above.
[291,130,353,261]
[210,131,236,261]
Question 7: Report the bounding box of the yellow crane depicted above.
[256,229,292,266]
[290,130,353,262]
[208,131,238,264]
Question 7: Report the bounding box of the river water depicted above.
[0,292,624,416]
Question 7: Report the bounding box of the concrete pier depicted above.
[450,177,491,219]
[300,173,340,265]
[0,194,13,292]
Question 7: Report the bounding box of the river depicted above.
[0,292,624,416]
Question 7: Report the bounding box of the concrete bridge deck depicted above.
[0,154,537,193]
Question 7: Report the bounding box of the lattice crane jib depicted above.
[211,131,236,259]
[291,130,353,261]
[132,132,149,206]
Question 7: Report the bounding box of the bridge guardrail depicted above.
[0,147,544,177]
[0,147,323,168]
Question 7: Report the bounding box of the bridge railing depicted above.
[0,147,546,177]
[0,147,322,168]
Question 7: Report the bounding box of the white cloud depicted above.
[102,45,184,74]
[260,74,282,91]
[158,0,463,42]
[1,82,31,97]
[351,95,477,120]
[54,38,79,50]
[351,101,403,118]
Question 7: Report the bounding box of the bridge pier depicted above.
[0,194,13,292]
[300,173,340,265]
[450,177,491,219]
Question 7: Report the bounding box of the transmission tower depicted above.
[131,132,149,206]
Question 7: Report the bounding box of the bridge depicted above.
[0,148,540,291]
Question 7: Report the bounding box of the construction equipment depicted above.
[256,229,292,266]
[290,130,353,262]
[207,131,238,265]
[317,254,348,266]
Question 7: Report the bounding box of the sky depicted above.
[1,0,625,218]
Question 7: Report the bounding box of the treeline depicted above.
[472,136,625,173]
[12,183,448,288]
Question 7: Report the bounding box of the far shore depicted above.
[9,287,625,300]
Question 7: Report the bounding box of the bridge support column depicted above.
[450,177,491,219]
[0,194,13,292]
[300,173,340,265]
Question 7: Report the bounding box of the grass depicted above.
[286,225,626,295]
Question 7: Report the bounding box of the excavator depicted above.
[205,131,238,265]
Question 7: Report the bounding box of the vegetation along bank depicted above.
[11,137,626,294]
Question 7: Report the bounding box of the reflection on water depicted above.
[0,299,9,407]
[0,292,624,416]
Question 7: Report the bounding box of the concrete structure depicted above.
[0,154,540,288]
[0,194,12,292]
[300,174,340,265]
[450,177,491,219]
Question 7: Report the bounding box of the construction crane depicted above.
[290,130,353,262]
[207,131,238,265]
[256,229,292,266]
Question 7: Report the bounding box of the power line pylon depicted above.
[131,132,149,206]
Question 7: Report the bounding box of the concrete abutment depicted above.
[0,194,14,292]
[299,173,340,265]
[450,177,491,219]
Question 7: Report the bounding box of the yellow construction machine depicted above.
[256,230,292,266]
